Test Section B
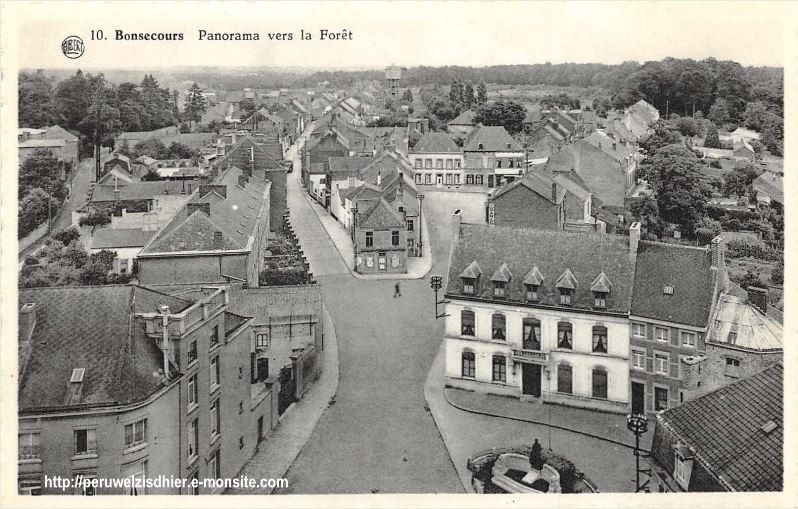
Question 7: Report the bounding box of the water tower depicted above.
[386,65,401,99]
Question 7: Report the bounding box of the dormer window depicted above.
[559,289,572,305]
[555,269,578,305]
[590,272,612,308]
[459,260,482,295]
[463,278,475,294]
[673,445,694,490]
[490,263,512,299]
[493,281,506,297]
[663,285,674,295]
[593,292,607,308]
[525,284,539,301]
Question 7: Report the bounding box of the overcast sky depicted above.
[5,1,789,70]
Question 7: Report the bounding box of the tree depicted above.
[539,93,580,110]
[476,79,488,107]
[132,138,168,159]
[19,149,65,200]
[639,121,682,157]
[708,98,731,127]
[238,98,258,122]
[630,196,660,234]
[18,189,52,238]
[401,88,413,103]
[594,97,612,118]
[449,78,463,109]
[473,100,526,134]
[704,125,722,148]
[19,71,59,127]
[722,164,760,197]
[165,142,199,159]
[54,70,91,130]
[741,101,770,131]
[79,209,111,228]
[672,116,700,137]
[53,227,81,245]
[462,81,475,111]
[183,82,208,130]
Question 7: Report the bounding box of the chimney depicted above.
[187,202,211,217]
[748,286,768,314]
[551,182,557,202]
[710,235,724,269]
[396,174,404,203]
[19,303,36,343]
[629,221,641,254]
[238,175,247,188]
[213,230,223,249]
[160,305,170,381]
[377,171,382,186]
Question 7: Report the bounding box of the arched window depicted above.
[522,318,541,351]
[557,364,573,394]
[461,310,475,337]
[592,326,608,353]
[491,314,506,340]
[461,351,476,378]
[592,368,608,399]
[557,322,573,349]
[492,355,507,382]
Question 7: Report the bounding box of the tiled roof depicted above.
[582,131,635,161]
[707,294,783,351]
[752,172,783,204]
[630,241,715,328]
[161,132,215,150]
[44,125,78,141]
[464,126,523,152]
[446,224,636,313]
[90,180,192,202]
[228,286,321,324]
[18,285,192,412]
[357,197,405,229]
[449,110,476,126]
[358,151,411,185]
[91,228,156,249]
[327,156,374,174]
[656,363,783,491]
[550,170,592,202]
[411,132,461,154]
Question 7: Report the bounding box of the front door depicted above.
[436,173,443,186]
[631,381,645,414]
[522,363,542,397]
[488,175,494,188]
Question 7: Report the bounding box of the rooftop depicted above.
[91,228,157,249]
[707,294,783,351]
[449,109,476,126]
[464,126,523,153]
[19,138,65,148]
[90,180,194,202]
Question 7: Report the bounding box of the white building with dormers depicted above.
[443,221,639,413]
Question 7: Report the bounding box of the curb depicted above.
[443,388,650,454]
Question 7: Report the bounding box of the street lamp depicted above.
[626,413,651,493]
[417,193,424,257]
[430,275,449,319]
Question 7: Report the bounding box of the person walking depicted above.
[394,282,401,298]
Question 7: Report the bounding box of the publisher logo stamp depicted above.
[61,36,84,59]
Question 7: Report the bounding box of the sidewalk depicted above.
[296,170,433,281]
[228,302,340,494]
[445,387,652,452]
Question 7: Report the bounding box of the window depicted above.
[674,454,690,485]
[415,159,422,169]
[187,340,197,364]
[366,256,374,268]
[525,284,539,302]
[122,461,147,495]
[256,332,269,348]
[425,173,432,184]
[557,322,572,349]
[632,349,645,370]
[454,174,461,184]
[466,175,474,185]
[208,450,220,479]
[592,326,608,353]
[210,357,220,391]
[445,173,453,185]
[492,355,507,382]
[655,326,670,342]
[18,433,41,459]
[559,288,572,305]
[74,474,96,496]
[378,255,387,271]
[593,292,607,308]
[493,281,506,298]
[210,325,220,348]
[632,323,646,338]
[523,318,542,350]
[436,158,443,169]
[406,219,414,231]
[496,159,502,168]
[475,175,484,185]
[557,364,573,394]
[124,419,147,448]
[446,159,453,169]
[456,159,462,168]
[188,374,197,408]
[655,386,669,411]
[461,310,475,336]
[414,173,422,184]
[210,400,220,439]
[681,331,696,347]
[461,351,475,378]
[19,478,42,495]
[491,314,506,340]
[391,230,399,246]
[592,369,608,399]
[425,158,432,168]
[74,429,97,455]
[655,353,669,374]
[188,419,198,460]
[365,231,373,247]
[462,277,475,295]
[725,357,741,377]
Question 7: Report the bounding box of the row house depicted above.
[572,131,639,209]
[302,131,350,199]
[408,132,464,188]
[444,222,637,413]
[622,100,660,139]
[18,285,278,495]
[462,126,526,189]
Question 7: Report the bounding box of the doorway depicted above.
[522,363,542,398]
[631,381,645,414]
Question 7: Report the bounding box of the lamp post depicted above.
[626,413,651,493]
[417,193,424,257]
[430,275,449,319]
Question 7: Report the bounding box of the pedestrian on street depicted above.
[394,282,401,298]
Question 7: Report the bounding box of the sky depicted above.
[3,1,789,71]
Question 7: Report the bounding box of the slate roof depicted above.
[161,132,215,150]
[630,241,715,328]
[707,294,783,351]
[656,363,783,491]
[449,110,476,126]
[327,156,374,174]
[90,180,192,202]
[357,197,405,229]
[19,139,65,148]
[492,171,566,204]
[464,126,523,152]
[752,172,783,204]
[44,125,78,141]
[446,224,636,313]
[18,285,192,412]
[91,228,157,249]
[411,132,461,154]
[582,131,636,161]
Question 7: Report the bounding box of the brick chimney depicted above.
[19,303,36,343]
[710,235,724,269]
[213,230,224,249]
[629,221,641,254]
[748,286,768,314]
[377,170,382,187]
[187,202,211,217]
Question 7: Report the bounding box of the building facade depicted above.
[462,126,526,189]
[408,132,464,188]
